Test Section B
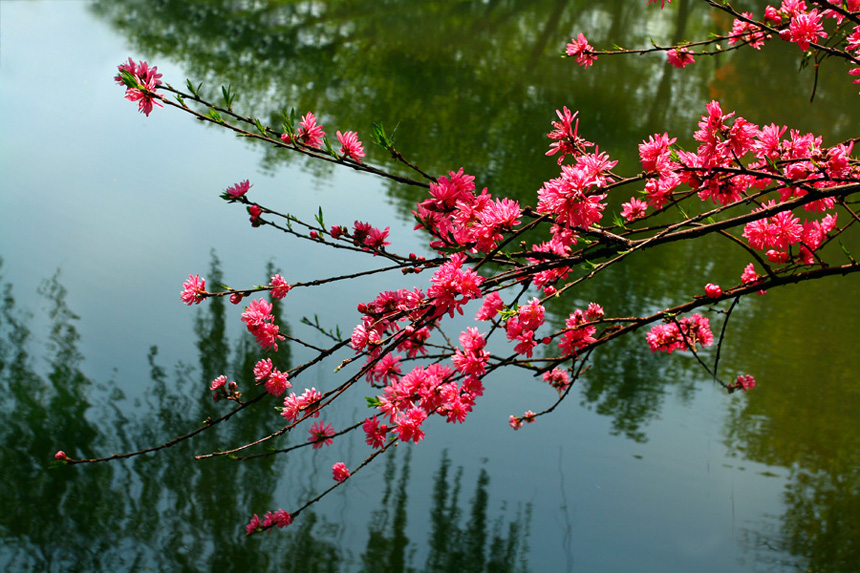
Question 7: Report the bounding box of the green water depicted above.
[1,1,859,571]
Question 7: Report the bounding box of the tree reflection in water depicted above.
[0,257,531,571]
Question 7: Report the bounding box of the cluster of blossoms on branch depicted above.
[76,0,860,535]
[577,1,860,92]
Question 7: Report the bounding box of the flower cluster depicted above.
[413,168,522,253]
[253,358,291,396]
[559,303,604,357]
[246,509,292,535]
[208,374,241,402]
[646,314,714,354]
[282,387,323,421]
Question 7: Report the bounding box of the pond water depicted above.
[1,1,859,571]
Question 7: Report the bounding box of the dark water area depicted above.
[1,1,859,571]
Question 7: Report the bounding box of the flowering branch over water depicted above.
[57,0,860,535]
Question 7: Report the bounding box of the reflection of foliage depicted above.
[91,0,728,198]
[723,278,860,572]
[361,446,415,573]
[0,259,342,571]
[0,258,534,570]
[425,451,531,573]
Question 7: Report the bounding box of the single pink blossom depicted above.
[246,514,262,535]
[620,197,648,221]
[336,130,366,162]
[363,415,390,449]
[269,274,291,300]
[780,9,827,51]
[254,358,273,382]
[667,47,695,68]
[225,179,252,199]
[54,451,68,461]
[209,375,227,391]
[543,368,572,395]
[297,112,325,148]
[117,58,163,116]
[566,33,597,68]
[265,368,291,396]
[180,274,207,305]
[308,420,335,449]
[332,462,351,483]
[475,292,504,321]
[509,415,523,430]
[736,374,756,391]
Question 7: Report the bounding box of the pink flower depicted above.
[543,368,572,395]
[225,179,252,199]
[271,509,292,528]
[332,462,351,483]
[509,415,523,430]
[308,420,335,449]
[117,58,163,116]
[780,9,827,51]
[265,368,291,396]
[428,253,484,318]
[241,298,285,351]
[620,197,648,221]
[704,283,722,298]
[54,451,68,461]
[537,164,607,229]
[475,292,504,321]
[209,375,227,391]
[297,112,325,148]
[646,314,713,353]
[736,374,756,390]
[230,293,244,305]
[667,47,695,68]
[260,509,293,530]
[566,33,597,68]
[546,107,594,164]
[394,406,427,443]
[728,13,768,50]
[246,514,263,535]
[248,204,263,226]
[336,130,366,162]
[180,274,206,305]
[363,415,390,449]
[741,263,760,285]
[646,0,672,7]
[269,274,291,300]
[364,226,391,252]
[254,358,273,381]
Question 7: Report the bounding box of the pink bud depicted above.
[704,283,722,298]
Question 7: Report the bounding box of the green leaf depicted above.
[315,206,325,228]
[323,135,338,159]
[186,79,203,98]
[365,396,382,408]
[175,93,186,107]
[206,107,223,123]
[221,84,235,110]
[253,117,267,137]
